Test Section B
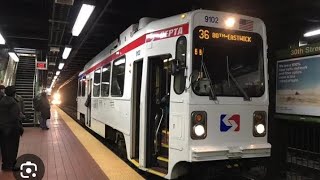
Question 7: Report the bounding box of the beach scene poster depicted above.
[276,55,320,116]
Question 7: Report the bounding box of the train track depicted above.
[59,105,265,180]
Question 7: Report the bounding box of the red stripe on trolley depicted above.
[79,23,189,77]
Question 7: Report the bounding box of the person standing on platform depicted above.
[5,86,25,119]
[15,93,25,118]
[0,85,5,94]
[39,92,51,130]
[0,85,22,171]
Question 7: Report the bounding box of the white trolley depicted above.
[77,9,270,179]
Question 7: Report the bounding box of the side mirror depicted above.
[171,59,184,76]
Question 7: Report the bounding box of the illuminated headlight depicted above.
[194,125,205,136]
[253,111,267,137]
[52,99,61,105]
[191,111,207,140]
[255,124,265,134]
[225,17,235,28]
[54,93,61,100]
[52,92,61,105]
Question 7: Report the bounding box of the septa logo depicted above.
[220,114,240,132]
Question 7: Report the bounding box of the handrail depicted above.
[32,72,36,126]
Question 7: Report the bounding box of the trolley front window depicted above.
[192,26,265,98]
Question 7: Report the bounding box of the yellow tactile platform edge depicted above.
[55,107,144,180]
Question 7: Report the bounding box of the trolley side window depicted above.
[81,77,86,96]
[93,68,102,97]
[101,64,111,97]
[174,36,187,94]
[77,78,81,96]
[111,57,126,97]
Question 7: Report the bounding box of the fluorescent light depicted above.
[8,52,19,62]
[14,48,36,54]
[56,71,61,75]
[58,63,65,70]
[299,41,307,47]
[72,4,95,36]
[53,75,58,79]
[304,29,320,37]
[62,47,72,59]
[0,32,5,45]
[114,58,125,66]
[46,88,52,93]
[16,53,36,57]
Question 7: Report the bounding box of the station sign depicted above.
[36,61,47,70]
[276,42,320,60]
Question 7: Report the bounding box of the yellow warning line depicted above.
[147,168,166,177]
[129,159,140,168]
[162,130,169,135]
[55,106,144,180]
[161,143,169,148]
[157,156,169,163]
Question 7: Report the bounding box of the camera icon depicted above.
[20,161,38,179]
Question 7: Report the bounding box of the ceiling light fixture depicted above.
[0,32,5,45]
[72,4,95,36]
[62,46,72,59]
[304,29,320,37]
[56,71,61,75]
[8,52,19,62]
[14,48,36,54]
[58,63,65,70]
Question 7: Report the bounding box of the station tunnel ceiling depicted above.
[0,0,319,89]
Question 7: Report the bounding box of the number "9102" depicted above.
[205,16,219,24]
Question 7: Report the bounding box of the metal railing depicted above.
[286,120,320,179]
[32,74,36,126]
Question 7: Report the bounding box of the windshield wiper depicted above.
[226,56,251,101]
[201,53,217,101]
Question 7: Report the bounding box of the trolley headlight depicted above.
[191,111,207,140]
[52,92,61,105]
[194,124,205,136]
[51,99,61,105]
[255,124,265,134]
[253,111,267,137]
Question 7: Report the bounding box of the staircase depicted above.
[15,56,36,125]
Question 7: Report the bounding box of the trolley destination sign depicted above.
[197,28,252,43]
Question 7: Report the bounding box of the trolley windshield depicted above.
[192,26,265,98]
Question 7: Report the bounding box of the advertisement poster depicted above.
[276,55,320,116]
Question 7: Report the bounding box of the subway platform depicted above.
[0,106,144,180]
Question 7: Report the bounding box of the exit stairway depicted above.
[15,56,36,125]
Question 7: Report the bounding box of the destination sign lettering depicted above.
[212,32,251,42]
[198,29,252,43]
